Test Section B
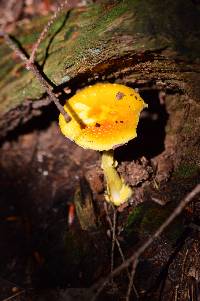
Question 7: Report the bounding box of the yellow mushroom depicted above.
[59,83,147,206]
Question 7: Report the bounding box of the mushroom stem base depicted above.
[101,150,132,206]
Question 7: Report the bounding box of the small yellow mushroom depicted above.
[59,83,147,206]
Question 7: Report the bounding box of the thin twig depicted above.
[104,203,138,297]
[0,30,27,61]
[104,202,127,269]
[111,204,116,283]
[2,290,25,301]
[174,285,179,301]
[180,248,188,283]
[126,259,138,301]
[0,30,71,122]
[27,63,71,121]
[28,0,69,64]
[91,184,200,301]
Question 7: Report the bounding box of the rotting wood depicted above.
[0,0,199,138]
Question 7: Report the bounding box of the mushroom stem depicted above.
[101,150,132,206]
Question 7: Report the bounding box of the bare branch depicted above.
[92,184,200,300]
[2,290,25,301]
[126,259,138,301]
[111,205,117,283]
[0,30,71,122]
[27,63,71,121]
[0,30,27,61]
[104,202,127,270]
[28,0,70,64]
[104,202,138,297]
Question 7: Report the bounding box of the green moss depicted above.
[173,163,199,179]
[44,1,135,84]
[126,204,145,231]
[64,25,78,40]
[94,2,128,32]
[0,59,14,86]
[68,1,130,56]
[1,0,199,117]
[125,202,184,243]
[141,207,168,234]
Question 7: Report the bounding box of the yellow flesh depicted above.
[59,83,146,151]
[101,151,132,206]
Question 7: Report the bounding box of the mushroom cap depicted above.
[59,83,147,151]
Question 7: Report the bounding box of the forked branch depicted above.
[0,1,71,122]
[92,184,200,300]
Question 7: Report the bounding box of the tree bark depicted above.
[0,0,199,136]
